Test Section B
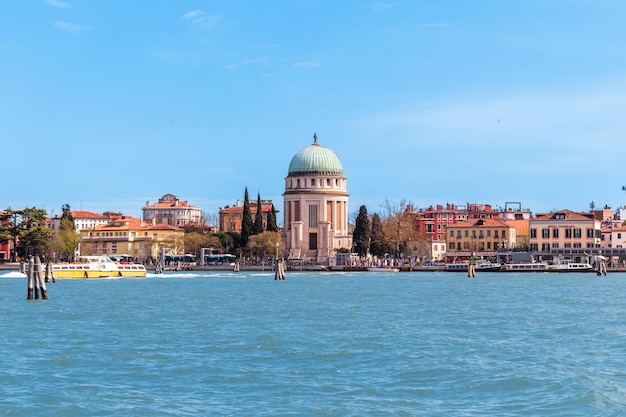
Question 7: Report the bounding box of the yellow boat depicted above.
[50,256,147,279]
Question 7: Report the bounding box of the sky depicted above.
[2,0,626,224]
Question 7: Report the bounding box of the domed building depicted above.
[283,133,351,262]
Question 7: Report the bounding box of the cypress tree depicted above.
[353,205,371,256]
[370,213,390,257]
[241,188,253,247]
[253,193,263,235]
[266,203,278,232]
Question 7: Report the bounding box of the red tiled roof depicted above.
[72,210,110,219]
[533,209,595,222]
[220,203,277,213]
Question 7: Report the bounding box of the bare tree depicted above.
[379,198,417,257]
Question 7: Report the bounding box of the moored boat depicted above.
[500,260,594,273]
[50,256,147,278]
[444,260,501,272]
[547,261,594,272]
[500,262,550,272]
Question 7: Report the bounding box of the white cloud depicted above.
[369,2,393,12]
[44,0,71,9]
[183,10,205,20]
[52,21,88,34]
[183,10,222,28]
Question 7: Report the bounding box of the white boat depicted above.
[49,256,147,279]
[367,267,400,273]
[547,261,594,272]
[500,262,550,272]
[444,260,501,272]
[500,260,593,273]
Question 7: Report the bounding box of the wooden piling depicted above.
[27,257,34,300]
[35,256,48,299]
[468,263,476,278]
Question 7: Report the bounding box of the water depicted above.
[2,270,626,416]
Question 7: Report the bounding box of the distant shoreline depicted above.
[4,262,626,273]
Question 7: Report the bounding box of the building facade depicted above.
[80,215,184,263]
[142,194,203,227]
[529,209,601,252]
[283,134,351,262]
[445,218,517,261]
[219,200,276,233]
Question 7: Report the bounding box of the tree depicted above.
[380,198,415,257]
[353,205,371,256]
[370,213,391,257]
[12,207,52,259]
[241,187,253,248]
[54,204,79,261]
[248,231,283,261]
[213,232,236,254]
[252,192,263,235]
[184,232,221,259]
[266,203,278,232]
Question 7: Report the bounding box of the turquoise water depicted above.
[1,270,626,416]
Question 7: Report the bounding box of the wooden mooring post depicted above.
[274,259,286,280]
[27,256,48,300]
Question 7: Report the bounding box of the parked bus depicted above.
[165,254,196,264]
[204,254,236,265]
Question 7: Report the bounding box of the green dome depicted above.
[288,135,343,176]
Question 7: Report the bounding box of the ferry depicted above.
[547,261,594,272]
[500,261,594,273]
[444,260,501,272]
[500,262,550,272]
[49,256,147,279]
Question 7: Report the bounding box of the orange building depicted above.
[219,201,277,233]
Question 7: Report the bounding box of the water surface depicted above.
[1,270,625,416]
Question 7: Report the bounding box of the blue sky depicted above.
[2,0,626,223]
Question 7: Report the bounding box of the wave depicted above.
[0,271,27,278]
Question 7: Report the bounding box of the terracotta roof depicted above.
[452,218,511,228]
[72,210,110,219]
[533,209,595,222]
[143,200,200,209]
[220,203,277,213]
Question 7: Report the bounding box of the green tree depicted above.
[370,213,391,257]
[252,192,263,235]
[54,204,79,261]
[353,205,371,256]
[241,187,253,248]
[14,207,52,259]
[213,232,235,254]
[266,203,278,232]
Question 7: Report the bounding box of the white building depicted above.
[142,194,203,226]
[283,134,351,263]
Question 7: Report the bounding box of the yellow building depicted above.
[80,216,184,263]
[529,209,601,252]
[445,218,517,260]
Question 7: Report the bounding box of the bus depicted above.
[165,254,196,264]
[204,254,236,265]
